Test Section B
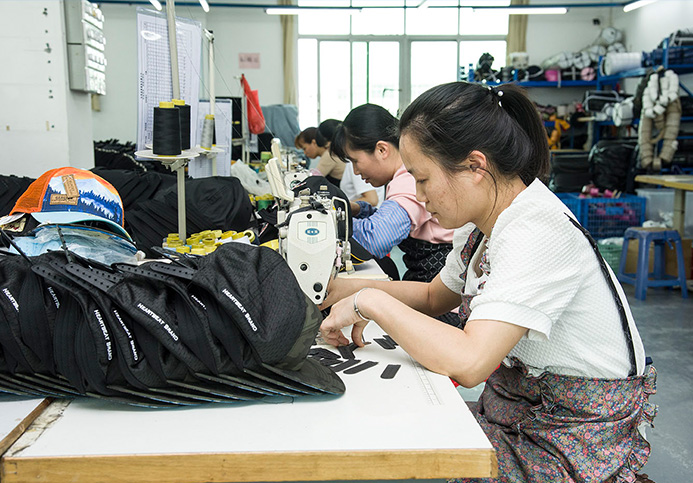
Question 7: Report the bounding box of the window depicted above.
[297,1,508,126]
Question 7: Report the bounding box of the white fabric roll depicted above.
[603,52,642,75]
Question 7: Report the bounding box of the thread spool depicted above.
[172,99,191,150]
[602,52,642,76]
[200,114,215,150]
[153,101,182,155]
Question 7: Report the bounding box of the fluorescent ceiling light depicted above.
[199,0,210,13]
[472,6,567,14]
[149,0,162,11]
[623,0,658,12]
[265,7,362,15]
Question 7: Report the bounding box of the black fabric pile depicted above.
[0,175,35,218]
[91,167,176,211]
[0,242,345,407]
[94,139,169,174]
[125,176,254,257]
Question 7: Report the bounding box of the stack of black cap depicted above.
[0,242,345,407]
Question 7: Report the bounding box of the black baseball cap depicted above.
[189,243,345,395]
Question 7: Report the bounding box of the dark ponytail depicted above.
[398,82,549,186]
[315,119,341,148]
[331,104,399,163]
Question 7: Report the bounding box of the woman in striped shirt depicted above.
[331,103,454,284]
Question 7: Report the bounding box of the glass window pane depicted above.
[459,0,509,35]
[368,42,400,116]
[298,0,350,35]
[298,39,318,129]
[351,1,404,35]
[319,41,352,122]
[459,40,507,80]
[410,41,458,101]
[406,6,457,35]
[352,42,368,109]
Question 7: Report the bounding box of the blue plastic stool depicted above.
[618,227,689,301]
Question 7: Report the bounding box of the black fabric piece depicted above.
[382,335,398,346]
[338,345,356,359]
[380,364,400,379]
[373,338,396,350]
[315,357,344,367]
[566,215,637,376]
[343,360,378,375]
[309,347,340,360]
[331,359,362,373]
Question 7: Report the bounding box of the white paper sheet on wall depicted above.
[188,99,232,178]
[136,8,202,155]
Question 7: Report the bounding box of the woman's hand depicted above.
[350,201,361,215]
[320,290,375,347]
[319,277,361,310]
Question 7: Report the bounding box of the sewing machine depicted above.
[266,139,352,304]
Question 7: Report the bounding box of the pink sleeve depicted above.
[386,168,453,244]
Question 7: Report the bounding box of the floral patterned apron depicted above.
[449,218,658,483]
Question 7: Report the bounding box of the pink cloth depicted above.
[386,164,453,243]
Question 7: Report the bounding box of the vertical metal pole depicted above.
[166,0,180,100]
[206,29,217,176]
[176,162,186,240]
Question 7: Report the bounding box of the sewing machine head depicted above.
[266,156,352,304]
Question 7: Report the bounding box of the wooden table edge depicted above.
[1,448,497,482]
[0,399,53,457]
[635,175,693,191]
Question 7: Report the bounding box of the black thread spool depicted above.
[172,99,191,150]
[152,101,181,155]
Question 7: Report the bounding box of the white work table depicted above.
[1,324,496,483]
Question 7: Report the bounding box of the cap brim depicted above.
[31,212,132,241]
[261,358,346,395]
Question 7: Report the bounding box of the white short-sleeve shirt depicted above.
[440,180,645,379]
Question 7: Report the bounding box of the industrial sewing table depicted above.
[0,321,496,483]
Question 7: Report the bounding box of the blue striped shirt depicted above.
[352,200,411,258]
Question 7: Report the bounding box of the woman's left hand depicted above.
[320,292,372,347]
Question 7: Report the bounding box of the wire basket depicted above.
[556,193,646,239]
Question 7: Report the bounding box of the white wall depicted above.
[92,1,283,144]
[0,0,94,178]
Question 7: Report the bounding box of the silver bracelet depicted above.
[353,288,374,322]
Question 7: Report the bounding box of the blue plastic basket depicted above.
[556,193,646,239]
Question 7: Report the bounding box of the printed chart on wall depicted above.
[136,7,202,154]
[188,99,232,178]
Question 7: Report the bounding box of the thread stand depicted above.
[134,149,199,240]
[194,145,224,176]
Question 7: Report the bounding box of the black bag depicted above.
[588,140,638,193]
[549,151,592,193]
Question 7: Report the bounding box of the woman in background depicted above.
[331,103,454,285]
[295,120,345,186]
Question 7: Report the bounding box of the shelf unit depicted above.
[589,37,693,174]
